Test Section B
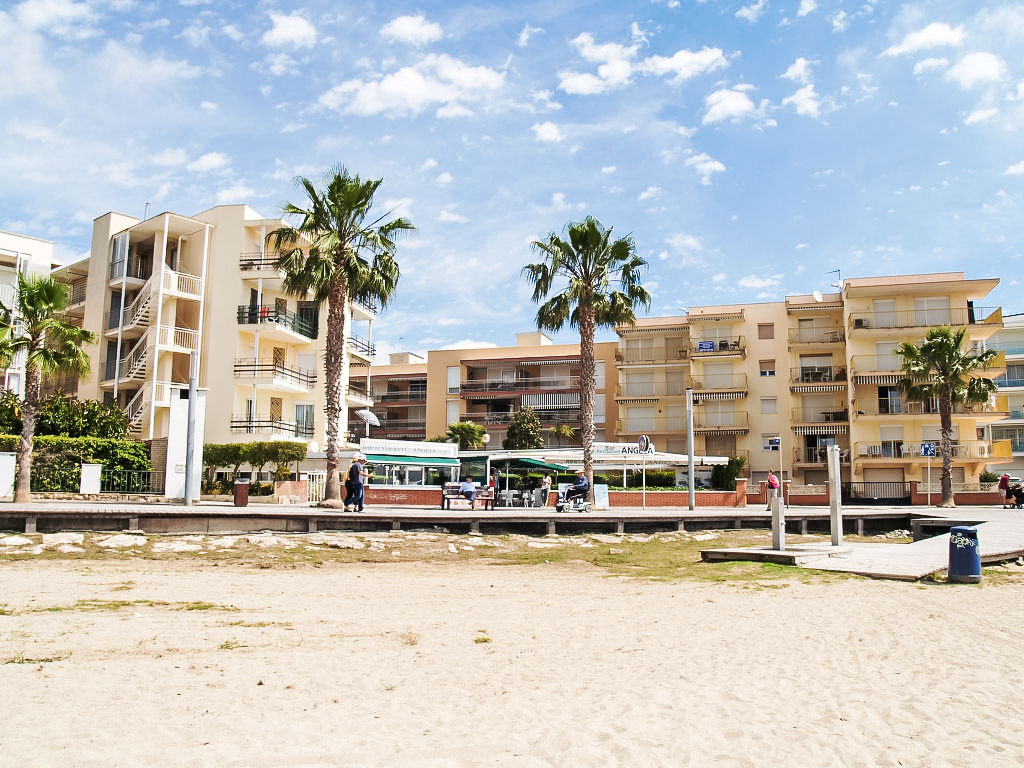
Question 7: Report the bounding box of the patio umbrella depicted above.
[355,409,380,427]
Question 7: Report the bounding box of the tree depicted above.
[504,407,544,449]
[523,217,650,500]
[201,443,236,489]
[549,423,577,448]
[268,166,413,505]
[897,326,998,508]
[0,274,94,502]
[247,441,276,481]
[270,441,308,479]
[446,421,486,449]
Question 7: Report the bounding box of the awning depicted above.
[504,457,569,472]
[364,454,460,467]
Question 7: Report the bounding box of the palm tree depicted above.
[268,166,414,503]
[0,274,94,502]
[549,423,577,447]
[523,217,650,499]
[446,421,486,449]
[897,326,998,508]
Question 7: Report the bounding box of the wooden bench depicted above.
[441,484,494,510]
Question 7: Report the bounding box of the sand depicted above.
[1,560,1022,768]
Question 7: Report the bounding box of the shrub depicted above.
[979,471,999,483]
[710,455,748,491]
[0,392,128,439]
[0,435,151,492]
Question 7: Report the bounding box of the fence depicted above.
[841,481,912,505]
[100,470,165,495]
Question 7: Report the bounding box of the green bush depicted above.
[979,471,999,483]
[0,435,151,492]
[710,455,748,491]
[0,392,129,439]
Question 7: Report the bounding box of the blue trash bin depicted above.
[948,525,981,583]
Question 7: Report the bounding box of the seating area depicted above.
[440,483,495,510]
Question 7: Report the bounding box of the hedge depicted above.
[0,435,152,492]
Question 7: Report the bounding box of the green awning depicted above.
[500,457,569,472]
[365,454,460,467]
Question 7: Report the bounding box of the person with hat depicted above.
[344,455,371,512]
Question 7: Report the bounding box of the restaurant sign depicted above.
[359,438,458,458]
[594,441,656,456]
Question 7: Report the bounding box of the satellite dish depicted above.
[812,290,823,302]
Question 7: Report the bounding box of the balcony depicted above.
[848,306,1000,333]
[108,255,150,287]
[351,298,377,321]
[791,406,848,424]
[855,398,1008,418]
[233,358,316,392]
[616,346,689,364]
[693,410,748,432]
[787,327,844,344]
[690,336,745,358]
[617,416,686,434]
[690,373,747,392]
[373,390,427,404]
[369,418,426,436]
[239,251,284,279]
[464,409,581,427]
[237,305,316,343]
[230,415,313,439]
[348,334,376,360]
[616,383,688,399]
[790,366,847,384]
[854,440,1010,461]
[460,376,580,397]
[793,446,851,465]
[66,279,87,307]
[850,354,903,374]
[995,376,1024,389]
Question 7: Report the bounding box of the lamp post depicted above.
[686,387,695,511]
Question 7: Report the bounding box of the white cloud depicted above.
[384,198,415,219]
[882,22,965,57]
[601,166,616,174]
[153,148,188,166]
[781,57,813,84]
[262,13,317,48]
[319,54,504,118]
[797,0,817,17]
[517,24,543,47]
[712,272,727,282]
[530,89,562,111]
[548,192,584,211]
[638,186,662,201]
[438,210,468,223]
[703,86,755,124]
[15,0,96,38]
[200,100,218,112]
[735,0,766,23]
[380,14,442,46]
[782,84,821,118]
[913,57,949,75]
[436,103,473,118]
[222,24,243,42]
[187,152,230,173]
[946,52,1007,89]
[420,158,438,171]
[685,153,726,184]
[532,121,565,142]
[795,243,810,249]
[1004,161,1024,175]
[216,182,256,204]
[264,52,299,77]
[96,40,201,88]
[639,47,728,83]
[436,171,453,184]
[964,108,997,125]
[667,233,701,251]
[738,274,781,289]
[831,11,849,32]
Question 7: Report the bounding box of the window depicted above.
[762,434,781,451]
[759,359,776,377]
[760,397,777,414]
[757,323,774,339]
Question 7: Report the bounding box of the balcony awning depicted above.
[364,454,459,467]
[853,374,903,385]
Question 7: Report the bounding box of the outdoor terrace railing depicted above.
[347,380,369,397]
[460,376,580,393]
[230,415,313,438]
[353,298,378,315]
[239,251,283,271]
[994,377,1024,388]
[794,446,851,464]
[347,334,376,357]
[617,417,686,433]
[856,399,1004,417]
[370,419,426,431]
[101,470,166,495]
[233,358,316,389]
[694,410,748,429]
[109,255,150,281]
[855,440,1008,460]
[690,373,748,390]
[463,409,582,426]
[67,280,87,305]
[690,336,745,354]
[791,407,848,423]
[787,327,844,344]
[850,354,903,372]
[789,366,847,383]
[372,390,427,403]
[617,383,689,397]
[616,346,689,363]
[848,306,999,331]
[236,305,316,339]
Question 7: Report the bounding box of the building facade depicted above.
[0,230,58,396]
[985,315,1024,478]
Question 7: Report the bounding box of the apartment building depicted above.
[614,272,1008,494]
[985,315,1024,478]
[51,206,372,460]
[0,230,58,396]
[364,332,616,448]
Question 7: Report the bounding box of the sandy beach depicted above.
[2,551,1023,767]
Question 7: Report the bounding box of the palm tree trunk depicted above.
[14,367,40,503]
[939,388,954,507]
[578,306,596,502]
[322,281,348,501]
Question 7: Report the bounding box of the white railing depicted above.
[0,283,16,308]
[122,289,152,329]
[163,268,202,297]
[125,387,147,422]
[158,325,198,351]
[121,337,151,379]
[153,380,179,405]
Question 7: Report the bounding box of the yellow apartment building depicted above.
[51,206,373,464]
[978,316,1024,479]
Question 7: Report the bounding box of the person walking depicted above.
[999,473,1012,508]
[766,470,780,511]
[344,455,371,512]
[540,473,552,506]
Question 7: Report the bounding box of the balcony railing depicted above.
[850,355,903,373]
[617,417,686,433]
[353,298,378,315]
[694,411,748,429]
[230,415,314,438]
[849,306,999,331]
[460,376,580,393]
[790,366,847,383]
[373,390,427,403]
[791,407,848,423]
[158,324,198,351]
[462,409,581,426]
[233,358,316,389]
[690,373,747,390]
[854,440,1008,460]
[370,418,426,431]
[994,377,1024,388]
[691,336,745,355]
[794,446,851,464]
[855,399,1004,417]
[239,251,282,271]
[617,383,689,398]
[787,327,844,344]
[110,256,150,281]
[347,334,376,357]
[347,380,369,398]
[67,280,87,305]
[237,305,316,339]
[617,346,689,363]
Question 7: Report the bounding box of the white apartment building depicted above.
[0,230,58,396]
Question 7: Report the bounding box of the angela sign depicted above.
[594,441,656,456]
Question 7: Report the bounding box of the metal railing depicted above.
[994,377,1024,388]
[158,325,198,351]
[691,336,745,354]
[462,409,581,426]
[787,327,844,344]
[347,334,376,357]
[856,399,1004,417]
[855,440,1007,460]
[109,256,150,281]
[694,410,748,429]
[239,252,282,271]
[353,298,378,315]
[690,373,747,390]
[370,419,426,430]
[791,407,848,423]
[230,415,314,438]
[617,382,688,397]
[616,346,689,363]
[67,280,87,305]
[848,306,998,331]
[789,366,847,383]
[794,446,851,464]
[236,305,316,339]
[101,470,165,495]
[841,482,912,504]
[460,376,580,393]
[233,358,316,389]
[373,390,427,403]
[347,380,369,397]
[850,354,903,373]
[617,417,686,433]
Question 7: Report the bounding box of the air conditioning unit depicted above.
[853,318,868,329]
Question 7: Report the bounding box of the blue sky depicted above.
[2,0,1022,358]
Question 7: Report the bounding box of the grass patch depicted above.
[218,640,245,650]
[221,620,291,628]
[474,635,492,644]
[32,599,239,614]
[111,581,135,591]
[4,651,69,664]
[181,601,237,612]
[0,604,12,616]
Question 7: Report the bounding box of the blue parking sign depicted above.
[920,442,937,457]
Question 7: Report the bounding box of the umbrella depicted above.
[355,409,380,427]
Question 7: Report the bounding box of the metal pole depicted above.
[927,455,931,506]
[183,351,199,506]
[642,455,647,511]
[828,444,843,546]
[686,387,695,511]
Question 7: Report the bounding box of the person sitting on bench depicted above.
[459,476,478,510]
[565,470,589,503]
